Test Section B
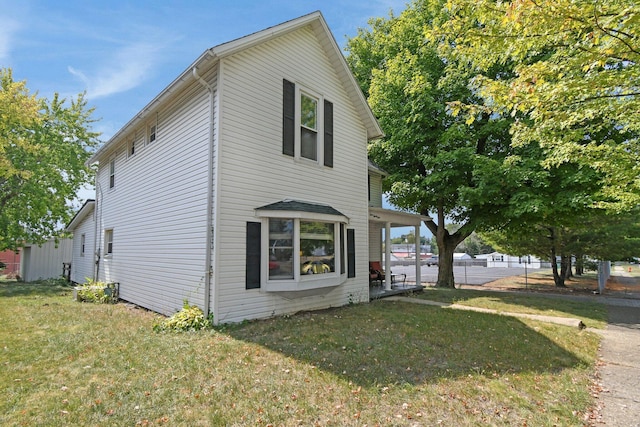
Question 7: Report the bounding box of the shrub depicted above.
[76,279,118,304]
[153,300,213,332]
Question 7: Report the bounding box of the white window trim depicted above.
[295,86,324,166]
[104,229,114,257]
[80,234,85,257]
[147,122,157,144]
[258,217,347,292]
[108,158,116,190]
[128,137,137,158]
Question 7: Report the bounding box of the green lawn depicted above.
[418,287,608,329]
[1,278,601,426]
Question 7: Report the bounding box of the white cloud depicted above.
[68,41,163,99]
[0,16,20,62]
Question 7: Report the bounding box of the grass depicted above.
[418,287,608,330]
[0,278,601,426]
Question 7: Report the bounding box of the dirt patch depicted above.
[606,275,640,292]
[480,273,601,296]
[479,272,640,297]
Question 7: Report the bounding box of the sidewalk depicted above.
[594,296,640,426]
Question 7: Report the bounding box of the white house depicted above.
[476,252,545,268]
[71,12,425,324]
[66,199,96,283]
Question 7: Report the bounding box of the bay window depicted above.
[251,200,349,294]
[268,218,338,281]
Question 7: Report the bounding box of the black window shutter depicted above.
[347,228,356,278]
[246,222,261,289]
[283,79,295,157]
[340,224,345,275]
[324,100,333,167]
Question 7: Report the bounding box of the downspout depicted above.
[93,179,102,281]
[192,65,214,318]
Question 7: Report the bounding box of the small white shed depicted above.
[21,238,73,282]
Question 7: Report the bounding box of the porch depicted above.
[369,281,424,300]
[368,206,431,295]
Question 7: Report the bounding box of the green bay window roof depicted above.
[255,200,348,223]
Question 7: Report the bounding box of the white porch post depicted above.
[414,224,421,287]
[385,222,392,290]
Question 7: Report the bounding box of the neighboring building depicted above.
[72,12,425,324]
[476,252,546,268]
[66,200,96,283]
[20,238,73,282]
[453,252,473,260]
[0,250,21,278]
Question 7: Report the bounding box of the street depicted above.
[389,264,534,286]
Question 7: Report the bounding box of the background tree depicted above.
[439,0,640,211]
[475,138,639,286]
[347,0,515,287]
[453,230,494,256]
[0,69,99,251]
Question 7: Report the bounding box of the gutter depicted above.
[192,63,215,318]
[87,49,217,166]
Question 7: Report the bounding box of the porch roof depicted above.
[368,207,430,227]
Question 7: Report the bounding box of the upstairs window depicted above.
[283,79,333,167]
[148,123,156,144]
[109,159,115,189]
[300,93,318,161]
[129,139,136,157]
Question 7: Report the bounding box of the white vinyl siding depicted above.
[20,238,73,282]
[368,223,383,263]
[69,209,95,283]
[95,69,216,316]
[213,26,370,323]
[368,173,383,208]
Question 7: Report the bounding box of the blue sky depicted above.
[2,0,431,238]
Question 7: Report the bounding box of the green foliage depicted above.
[153,300,213,332]
[76,279,118,304]
[0,68,100,251]
[454,231,494,256]
[438,0,640,211]
[346,0,515,286]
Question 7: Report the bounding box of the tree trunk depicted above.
[550,246,566,287]
[562,255,572,280]
[424,203,472,288]
[575,255,584,276]
[435,238,457,288]
[548,227,566,287]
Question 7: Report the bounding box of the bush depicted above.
[153,300,213,332]
[76,279,118,304]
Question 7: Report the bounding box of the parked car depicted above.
[425,256,439,266]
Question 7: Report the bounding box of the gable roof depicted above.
[66,199,95,231]
[88,11,382,165]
